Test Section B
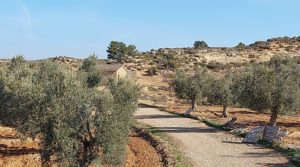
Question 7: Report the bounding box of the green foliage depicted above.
[232,55,300,125]
[160,53,178,70]
[174,68,210,109]
[80,54,102,88]
[232,65,274,112]
[9,55,26,69]
[127,44,138,57]
[235,42,247,49]
[86,69,102,88]
[193,41,208,49]
[206,74,233,107]
[99,79,140,164]
[0,60,140,166]
[80,54,97,72]
[107,41,138,62]
[206,74,234,117]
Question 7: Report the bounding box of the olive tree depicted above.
[232,55,300,126]
[206,74,233,118]
[80,54,102,88]
[174,68,210,111]
[0,60,140,166]
[80,53,97,72]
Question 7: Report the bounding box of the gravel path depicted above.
[135,107,295,167]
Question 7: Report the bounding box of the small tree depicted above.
[235,42,247,50]
[206,75,233,118]
[194,41,208,49]
[232,55,300,126]
[174,69,210,111]
[80,54,102,87]
[126,44,138,57]
[80,54,97,72]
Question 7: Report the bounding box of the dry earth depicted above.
[135,107,295,167]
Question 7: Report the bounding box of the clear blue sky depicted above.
[1,0,300,59]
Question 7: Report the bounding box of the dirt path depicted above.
[135,107,295,167]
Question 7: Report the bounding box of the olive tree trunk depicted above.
[191,98,197,111]
[269,105,279,126]
[222,105,228,118]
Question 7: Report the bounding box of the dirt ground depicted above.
[137,70,300,146]
[0,126,163,167]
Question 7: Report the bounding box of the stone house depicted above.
[98,63,138,81]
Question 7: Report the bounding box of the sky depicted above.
[0,0,300,60]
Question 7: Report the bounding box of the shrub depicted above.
[235,42,247,50]
[80,54,97,72]
[146,66,159,76]
[80,55,102,88]
[206,61,225,70]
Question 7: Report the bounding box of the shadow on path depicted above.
[135,114,184,119]
[149,126,219,134]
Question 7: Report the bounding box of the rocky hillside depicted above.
[126,36,300,72]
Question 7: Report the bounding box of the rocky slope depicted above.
[126,36,300,72]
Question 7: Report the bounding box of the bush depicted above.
[235,42,247,50]
[80,54,97,72]
[80,55,102,88]
[146,66,159,76]
[206,61,225,70]
[86,69,102,88]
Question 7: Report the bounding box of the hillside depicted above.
[126,36,300,72]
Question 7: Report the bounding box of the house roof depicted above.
[97,63,127,72]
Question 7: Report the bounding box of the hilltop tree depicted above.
[235,42,247,49]
[194,41,208,49]
[174,69,210,111]
[107,41,138,62]
[232,55,300,126]
[0,60,140,166]
[126,44,138,57]
[206,74,233,118]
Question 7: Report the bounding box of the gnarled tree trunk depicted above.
[269,105,279,126]
[191,98,197,111]
[222,105,228,118]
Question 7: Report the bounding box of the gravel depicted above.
[135,107,295,167]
